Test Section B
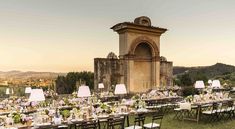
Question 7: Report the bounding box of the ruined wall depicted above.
[94,58,124,91]
[160,60,173,86]
[94,57,173,92]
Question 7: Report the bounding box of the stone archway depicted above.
[129,36,159,58]
[134,43,152,59]
[110,16,168,93]
[133,42,153,92]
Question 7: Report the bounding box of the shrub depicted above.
[182,86,198,97]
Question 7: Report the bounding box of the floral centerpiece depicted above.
[70,108,79,119]
[185,95,193,103]
[131,94,140,100]
[59,100,65,106]
[133,99,146,109]
[21,114,33,125]
[8,111,29,124]
[96,102,111,114]
[12,112,21,123]
[60,109,70,120]
[169,90,174,96]
[44,89,58,99]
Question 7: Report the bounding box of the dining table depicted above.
[182,98,233,123]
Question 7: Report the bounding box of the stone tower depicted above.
[94,16,172,93]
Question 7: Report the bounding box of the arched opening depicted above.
[127,37,160,92]
[129,37,159,58]
[132,42,154,92]
[134,43,152,58]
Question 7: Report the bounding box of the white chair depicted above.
[202,103,218,122]
[143,114,163,129]
[125,115,145,129]
[173,102,191,120]
[180,103,191,110]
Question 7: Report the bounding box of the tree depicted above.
[55,71,94,94]
[178,73,193,86]
[56,76,71,94]
[193,72,208,85]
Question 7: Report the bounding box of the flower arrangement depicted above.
[133,99,146,109]
[100,103,108,111]
[21,114,32,125]
[72,92,77,98]
[131,94,140,100]
[59,100,65,106]
[12,112,21,123]
[138,100,146,109]
[44,89,58,98]
[97,102,111,114]
[108,92,114,97]
[169,90,174,96]
[185,95,193,103]
[8,112,21,124]
[60,110,70,119]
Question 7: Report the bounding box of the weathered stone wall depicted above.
[132,61,152,92]
[94,58,124,91]
[160,61,173,86]
[94,57,173,92]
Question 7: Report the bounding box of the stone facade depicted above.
[94,16,173,93]
[94,53,124,91]
[160,57,173,87]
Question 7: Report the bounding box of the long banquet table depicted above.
[180,98,234,123]
[0,108,157,129]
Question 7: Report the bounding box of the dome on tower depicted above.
[134,16,151,26]
[160,56,167,61]
[107,52,118,59]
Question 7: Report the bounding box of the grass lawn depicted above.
[127,113,235,129]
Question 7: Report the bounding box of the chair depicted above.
[125,114,145,129]
[173,106,182,120]
[146,100,158,109]
[216,101,228,121]
[143,114,163,129]
[173,102,191,120]
[202,103,218,122]
[180,103,193,121]
[223,100,235,120]
[155,104,168,118]
[108,117,125,129]
[57,125,69,129]
[98,117,109,129]
[81,120,98,129]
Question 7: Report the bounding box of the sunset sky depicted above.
[0,0,235,72]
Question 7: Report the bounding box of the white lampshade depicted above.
[212,80,221,88]
[98,83,104,89]
[114,84,127,95]
[208,80,212,84]
[29,89,45,102]
[77,85,91,97]
[223,83,228,86]
[194,80,205,89]
[25,87,32,93]
[6,88,9,95]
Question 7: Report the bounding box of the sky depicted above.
[0,0,235,72]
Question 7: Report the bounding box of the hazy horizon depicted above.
[1,0,235,72]
[0,62,231,73]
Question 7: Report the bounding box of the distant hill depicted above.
[173,63,235,86]
[0,70,66,79]
[173,63,235,78]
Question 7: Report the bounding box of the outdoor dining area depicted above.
[0,80,234,129]
[174,80,234,123]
